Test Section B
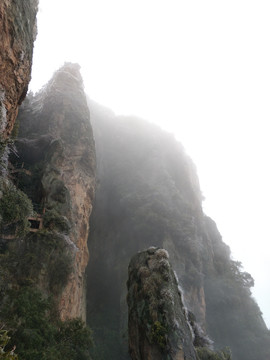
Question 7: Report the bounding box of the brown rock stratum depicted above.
[0,0,38,137]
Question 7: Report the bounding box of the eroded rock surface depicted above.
[127,247,197,360]
[0,0,38,136]
[15,63,96,320]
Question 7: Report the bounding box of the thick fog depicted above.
[30,0,270,327]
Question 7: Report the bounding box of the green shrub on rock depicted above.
[0,330,18,359]
[196,346,232,360]
[43,209,70,234]
[150,321,167,350]
[1,287,93,360]
[0,181,33,236]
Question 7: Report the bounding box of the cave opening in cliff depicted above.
[28,217,43,231]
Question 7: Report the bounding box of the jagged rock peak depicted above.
[40,62,83,94]
[30,62,84,115]
[127,247,197,360]
[20,62,92,146]
[0,0,38,136]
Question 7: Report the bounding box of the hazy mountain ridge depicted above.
[86,99,270,359]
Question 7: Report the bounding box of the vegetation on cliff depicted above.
[203,217,270,360]
[0,180,33,236]
[1,286,93,360]
[0,182,93,359]
[127,247,198,359]
[0,2,95,358]
[0,330,18,360]
[127,247,233,360]
[1,2,269,356]
[7,63,96,319]
[196,347,231,360]
[0,64,95,359]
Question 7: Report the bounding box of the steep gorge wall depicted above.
[15,64,96,320]
[0,0,38,137]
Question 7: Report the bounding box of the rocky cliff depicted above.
[127,247,197,360]
[86,100,270,360]
[0,4,94,358]
[0,63,95,358]
[0,0,38,138]
[0,3,269,359]
[12,63,96,320]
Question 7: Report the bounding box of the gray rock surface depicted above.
[127,247,197,360]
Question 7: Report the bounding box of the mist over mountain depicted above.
[86,99,270,359]
[0,2,270,360]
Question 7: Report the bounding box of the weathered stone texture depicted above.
[127,247,197,360]
[0,0,38,136]
[16,63,96,320]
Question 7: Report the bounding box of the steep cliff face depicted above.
[0,0,38,137]
[86,100,270,360]
[13,63,96,320]
[202,216,270,360]
[0,4,94,357]
[127,247,197,360]
[86,102,208,359]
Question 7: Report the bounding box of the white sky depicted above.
[30,0,270,327]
